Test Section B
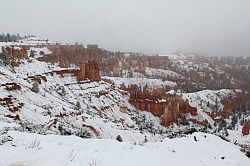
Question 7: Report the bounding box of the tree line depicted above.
[0,33,35,42]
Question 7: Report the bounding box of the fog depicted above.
[0,0,250,56]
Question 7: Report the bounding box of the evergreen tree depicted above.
[31,82,39,93]
[1,47,9,66]
[207,101,210,108]
[76,101,81,110]
[144,135,148,143]
[6,33,11,42]
[231,115,238,130]
[61,86,66,97]
[30,49,35,58]
[116,135,123,142]
[215,98,219,111]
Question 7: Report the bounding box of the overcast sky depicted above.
[0,0,250,56]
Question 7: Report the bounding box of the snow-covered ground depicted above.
[0,37,55,50]
[181,89,239,113]
[0,131,249,166]
[145,67,180,78]
[0,57,166,141]
[1,39,249,165]
[103,76,176,89]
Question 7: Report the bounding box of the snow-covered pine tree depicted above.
[76,101,81,110]
[1,47,9,66]
[30,50,35,58]
[31,82,39,93]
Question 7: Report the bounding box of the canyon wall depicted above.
[6,46,28,59]
[125,85,197,127]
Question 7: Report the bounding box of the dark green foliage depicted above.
[0,33,22,42]
[76,101,81,110]
[1,47,9,66]
[31,82,39,93]
[116,135,122,142]
[231,115,238,130]
[30,50,35,58]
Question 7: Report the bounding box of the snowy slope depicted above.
[0,58,166,141]
[103,76,176,89]
[145,67,180,78]
[0,131,249,166]
[181,89,239,113]
[0,37,54,51]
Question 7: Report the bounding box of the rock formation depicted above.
[126,86,197,127]
[242,121,250,136]
[6,46,28,59]
[25,61,101,83]
[77,61,100,81]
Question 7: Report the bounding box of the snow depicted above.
[1,38,249,165]
[28,47,52,58]
[0,131,249,166]
[0,36,55,49]
[103,76,176,89]
[181,89,238,113]
[228,128,250,146]
[145,67,180,78]
[0,58,167,141]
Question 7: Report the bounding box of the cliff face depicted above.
[25,61,101,83]
[84,61,101,81]
[77,61,101,81]
[127,86,197,127]
[6,46,28,59]
[39,45,170,77]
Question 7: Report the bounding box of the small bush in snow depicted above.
[89,158,101,166]
[116,135,122,142]
[76,101,81,110]
[31,82,39,93]
[30,49,35,58]
[25,137,41,150]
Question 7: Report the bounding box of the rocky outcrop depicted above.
[6,46,28,59]
[0,95,24,114]
[84,61,101,81]
[242,121,250,136]
[25,61,101,83]
[1,83,21,91]
[127,86,197,127]
[76,61,100,81]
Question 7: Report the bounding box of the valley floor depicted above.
[0,131,249,166]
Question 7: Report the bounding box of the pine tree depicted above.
[1,47,9,66]
[207,101,210,108]
[31,82,39,93]
[144,135,148,143]
[30,49,35,58]
[6,33,11,42]
[76,101,81,110]
[61,86,66,97]
[231,115,238,130]
[116,135,123,142]
[215,98,219,111]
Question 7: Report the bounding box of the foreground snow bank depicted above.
[0,131,249,166]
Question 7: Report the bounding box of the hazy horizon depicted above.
[1,0,250,56]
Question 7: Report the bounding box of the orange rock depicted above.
[242,121,250,136]
[126,86,197,127]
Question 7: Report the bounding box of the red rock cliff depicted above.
[126,86,197,127]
